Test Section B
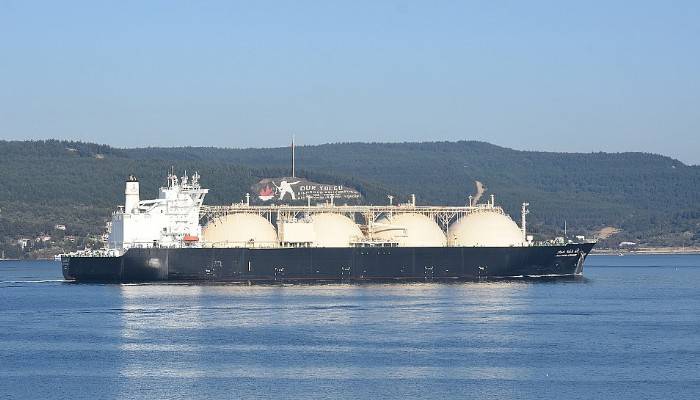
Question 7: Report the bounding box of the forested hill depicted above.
[127,141,700,244]
[1,139,699,257]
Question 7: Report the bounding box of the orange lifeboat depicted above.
[183,234,199,242]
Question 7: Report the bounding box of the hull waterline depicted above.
[62,242,594,283]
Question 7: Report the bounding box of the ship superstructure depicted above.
[107,171,208,252]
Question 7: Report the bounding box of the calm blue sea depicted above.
[1,255,699,399]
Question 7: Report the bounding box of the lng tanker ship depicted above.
[62,170,595,283]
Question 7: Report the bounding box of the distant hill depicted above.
[126,141,700,243]
[1,139,699,257]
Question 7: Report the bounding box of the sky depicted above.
[1,1,699,164]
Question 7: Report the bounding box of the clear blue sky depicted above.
[1,1,699,164]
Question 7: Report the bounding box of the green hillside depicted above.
[1,140,699,258]
[127,142,700,243]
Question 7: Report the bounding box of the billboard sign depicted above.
[251,177,362,203]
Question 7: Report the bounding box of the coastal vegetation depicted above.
[1,140,698,258]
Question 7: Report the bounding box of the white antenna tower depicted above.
[291,134,296,178]
[521,202,529,241]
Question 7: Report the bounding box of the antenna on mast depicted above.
[291,134,296,178]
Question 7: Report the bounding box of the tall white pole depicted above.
[291,135,296,178]
[521,202,529,241]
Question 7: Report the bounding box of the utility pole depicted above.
[291,135,296,178]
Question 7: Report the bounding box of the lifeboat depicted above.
[183,234,199,242]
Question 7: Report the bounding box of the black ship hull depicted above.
[62,242,595,283]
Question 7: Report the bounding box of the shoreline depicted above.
[591,247,700,255]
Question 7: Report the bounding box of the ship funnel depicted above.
[125,175,140,213]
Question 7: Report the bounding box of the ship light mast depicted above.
[521,202,530,242]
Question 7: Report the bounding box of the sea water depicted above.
[1,255,699,399]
